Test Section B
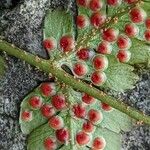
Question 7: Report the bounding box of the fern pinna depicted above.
[0,0,150,150]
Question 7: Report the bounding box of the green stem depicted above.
[0,39,150,125]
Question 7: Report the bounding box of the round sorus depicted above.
[145,17,150,29]
[107,0,121,6]
[82,93,96,104]
[88,109,103,123]
[44,137,57,150]
[21,110,32,122]
[51,94,66,110]
[76,15,89,29]
[144,30,150,42]
[76,48,90,60]
[28,96,42,109]
[49,116,64,130]
[124,23,139,37]
[82,121,95,133]
[102,28,119,42]
[92,55,108,71]
[60,35,75,52]
[73,103,86,118]
[91,71,107,86]
[43,37,57,51]
[76,0,89,7]
[72,62,88,78]
[90,12,106,28]
[97,41,112,54]
[40,83,56,97]
[117,50,131,63]
[117,35,131,49]
[41,104,55,118]
[89,0,103,12]
[92,137,106,149]
[101,102,113,111]
[55,128,70,143]
[129,7,146,24]
[76,131,90,146]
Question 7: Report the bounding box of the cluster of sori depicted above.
[21,82,113,150]
[72,93,112,150]
[43,0,148,87]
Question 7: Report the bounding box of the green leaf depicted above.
[76,0,150,64]
[57,0,150,92]
[129,38,150,65]
[108,2,150,65]
[0,56,5,77]
[20,1,150,150]
[103,55,139,91]
[20,83,133,150]
[62,54,139,92]
[27,119,121,150]
[43,9,74,59]
[19,82,61,134]
[42,1,150,92]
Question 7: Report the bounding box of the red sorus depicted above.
[92,137,106,149]
[145,17,150,29]
[102,28,119,42]
[101,103,113,112]
[117,50,131,63]
[82,93,96,104]
[91,71,106,86]
[41,104,55,118]
[90,12,106,28]
[44,137,57,150]
[76,15,89,29]
[82,121,95,133]
[76,48,90,60]
[43,37,57,51]
[89,0,103,12]
[40,83,56,97]
[144,30,150,42]
[97,41,112,54]
[76,0,89,7]
[28,96,42,109]
[129,7,146,24]
[48,116,64,130]
[55,128,70,143]
[88,109,103,123]
[51,95,66,110]
[73,103,86,118]
[124,0,138,4]
[60,35,75,52]
[92,55,108,71]
[76,131,90,146]
[72,62,88,78]
[124,23,139,37]
[21,110,32,122]
[107,0,121,6]
[117,35,131,49]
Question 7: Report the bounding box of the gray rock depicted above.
[0,0,150,150]
[0,0,14,8]
[122,126,150,150]
[121,68,150,150]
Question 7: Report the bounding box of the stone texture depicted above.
[122,126,150,150]
[0,0,150,150]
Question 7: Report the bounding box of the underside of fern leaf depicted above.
[20,82,133,150]
[18,0,150,150]
[43,0,150,92]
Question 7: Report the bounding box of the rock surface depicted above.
[0,0,150,150]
